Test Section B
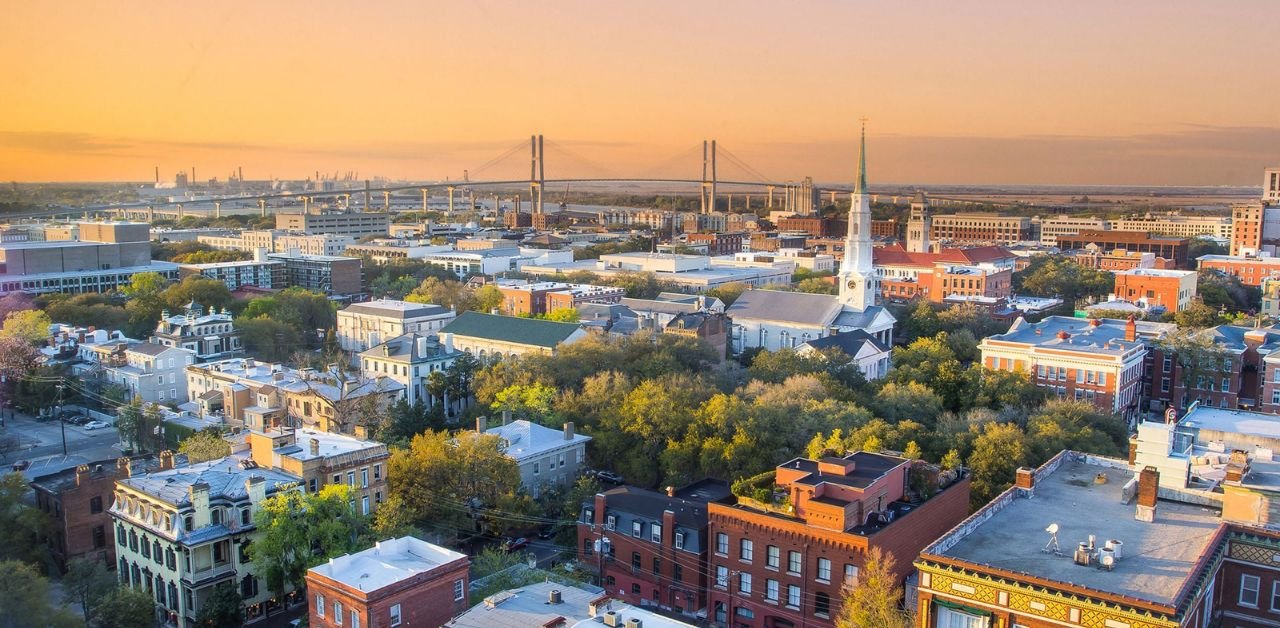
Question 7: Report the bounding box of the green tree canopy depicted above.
[1014,257,1114,304]
[177,430,231,464]
[834,547,912,628]
[0,309,52,345]
[0,560,80,628]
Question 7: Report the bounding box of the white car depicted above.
[83,421,109,430]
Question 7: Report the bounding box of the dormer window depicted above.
[674,531,686,550]
[606,515,616,531]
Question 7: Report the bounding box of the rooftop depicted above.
[983,315,1171,355]
[266,427,387,462]
[447,581,694,628]
[1116,268,1197,278]
[800,329,889,357]
[341,299,454,320]
[927,453,1222,606]
[1198,254,1280,264]
[360,332,453,362]
[118,455,297,507]
[1179,405,1280,443]
[441,311,583,348]
[726,289,843,326]
[484,420,591,461]
[308,536,467,593]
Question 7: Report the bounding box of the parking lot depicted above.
[3,409,123,480]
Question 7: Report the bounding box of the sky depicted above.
[0,1,1275,186]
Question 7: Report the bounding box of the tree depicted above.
[610,270,662,299]
[967,421,1028,505]
[1157,327,1232,393]
[473,285,504,313]
[89,586,156,628]
[834,547,911,628]
[178,430,231,464]
[1014,257,1114,304]
[539,307,580,322]
[796,277,836,294]
[0,309,52,345]
[706,282,748,306]
[873,382,944,426]
[0,292,35,322]
[161,275,234,312]
[0,560,80,628]
[63,557,118,618]
[490,383,558,422]
[0,336,41,404]
[0,473,50,566]
[251,485,369,601]
[194,582,242,627]
[236,316,303,362]
[1173,300,1226,329]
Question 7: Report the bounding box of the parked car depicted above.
[501,537,529,552]
[66,415,89,426]
[83,421,109,430]
[11,460,30,472]
[596,471,625,485]
[537,525,557,540]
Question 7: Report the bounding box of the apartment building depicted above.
[275,211,390,237]
[152,302,243,361]
[1266,167,1280,206]
[110,453,300,627]
[480,418,591,498]
[265,251,362,298]
[1034,215,1109,246]
[178,258,286,291]
[103,342,196,406]
[1110,213,1233,239]
[929,213,1032,245]
[359,333,457,408]
[198,230,355,257]
[577,480,733,619]
[979,317,1155,420]
[706,452,970,628]
[336,299,456,353]
[1197,254,1280,287]
[307,537,470,628]
[1112,268,1198,312]
[246,427,389,516]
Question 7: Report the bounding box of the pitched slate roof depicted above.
[801,328,888,357]
[725,289,843,327]
[441,311,582,349]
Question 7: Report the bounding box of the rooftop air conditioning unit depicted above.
[602,611,621,627]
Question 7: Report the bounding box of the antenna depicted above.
[1043,523,1062,555]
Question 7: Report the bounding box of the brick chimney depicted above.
[159,450,175,471]
[593,493,607,526]
[1015,467,1035,493]
[1125,315,1137,342]
[1128,436,1138,466]
[310,438,320,456]
[117,457,133,479]
[75,464,91,486]
[1135,466,1159,522]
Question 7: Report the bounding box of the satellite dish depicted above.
[1045,523,1059,534]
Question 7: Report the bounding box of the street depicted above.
[3,409,123,480]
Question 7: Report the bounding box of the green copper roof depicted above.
[440,311,582,348]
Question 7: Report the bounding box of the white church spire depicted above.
[838,119,876,311]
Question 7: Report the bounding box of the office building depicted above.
[929,213,1032,245]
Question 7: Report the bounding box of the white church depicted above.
[726,124,896,364]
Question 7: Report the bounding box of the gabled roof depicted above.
[441,311,582,349]
[128,342,182,357]
[801,328,889,357]
[484,419,591,460]
[726,290,842,327]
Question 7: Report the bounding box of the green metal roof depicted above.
[440,311,581,349]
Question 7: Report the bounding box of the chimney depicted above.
[1015,467,1035,493]
[1125,315,1137,342]
[1135,466,1159,522]
[189,482,211,528]
[564,422,575,441]
[593,493,607,526]
[75,464,91,486]
[665,486,675,497]
[502,409,512,425]
[416,335,429,358]
[1128,436,1138,466]
[117,457,134,479]
[476,416,487,433]
[245,476,266,506]
[310,438,320,456]
[159,450,175,471]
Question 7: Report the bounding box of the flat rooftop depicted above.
[266,427,386,462]
[447,581,693,628]
[933,456,1221,606]
[309,536,466,593]
[1181,406,1280,442]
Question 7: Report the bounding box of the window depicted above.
[673,563,683,583]
[90,496,103,514]
[817,557,831,582]
[351,610,360,628]
[1224,357,1233,371]
[347,472,355,486]
[788,550,801,574]
[241,508,250,526]
[787,584,801,609]
[937,607,988,628]
[716,533,728,555]
[1223,378,1231,393]
[333,474,341,484]
[389,603,401,627]
[1241,574,1261,607]
[316,594,326,617]
[631,583,641,595]
[583,538,593,556]
[739,572,752,595]
[715,565,729,589]
[815,591,831,618]
[334,601,345,624]
[767,545,780,569]
[632,520,643,538]
[309,478,318,492]
[606,515,616,531]
[361,469,368,488]
[652,557,661,576]
[844,564,858,585]
[650,524,661,543]
[211,509,222,526]
[361,496,369,515]
[92,526,106,549]
[765,579,779,602]
[740,539,753,562]
[454,578,465,601]
[674,531,685,550]
[533,462,540,475]
[373,464,381,481]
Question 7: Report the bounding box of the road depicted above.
[3,410,123,480]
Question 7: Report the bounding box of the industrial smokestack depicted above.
[154,166,159,184]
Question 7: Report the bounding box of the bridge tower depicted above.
[700,140,717,215]
[530,135,545,214]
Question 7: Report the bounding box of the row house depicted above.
[707,451,970,628]
[577,480,733,620]
[102,342,196,406]
[110,453,301,627]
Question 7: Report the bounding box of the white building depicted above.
[480,419,591,497]
[336,299,457,353]
[725,125,895,353]
[359,333,457,408]
[797,329,892,381]
[103,342,196,405]
[1034,215,1110,246]
[152,302,243,362]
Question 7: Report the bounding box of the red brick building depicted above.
[1057,230,1190,268]
[687,232,747,256]
[578,480,733,621]
[31,457,144,573]
[496,281,626,316]
[1111,268,1197,312]
[705,452,971,627]
[1197,254,1280,287]
[306,536,470,628]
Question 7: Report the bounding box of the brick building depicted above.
[306,536,470,628]
[1197,254,1280,287]
[705,451,970,627]
[577,480,733,620]
[874,244,1015,304]
[31,458,146,573]
[1057,230,1190,268]
[929,213,1032,245]
[1112,268,1198,312]
[686,232,746,256]
[495,281,626,317]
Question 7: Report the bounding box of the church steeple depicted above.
[838,120,876,312]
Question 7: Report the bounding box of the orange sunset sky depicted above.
[0,1,1275,186]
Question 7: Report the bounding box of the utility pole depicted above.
[56,383,66,457]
